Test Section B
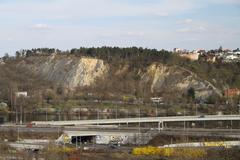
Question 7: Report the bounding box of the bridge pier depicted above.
[158,121,164,132]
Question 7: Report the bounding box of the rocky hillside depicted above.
[141,63,221,98]
[15,54,221,100]
[17,54,108,89]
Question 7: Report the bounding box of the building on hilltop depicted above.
[15,92,28,98]
[224,88,240,98]
[179,52,200,61]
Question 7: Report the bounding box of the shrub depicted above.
[132,146,207,159]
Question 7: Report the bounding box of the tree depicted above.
[218,46,223,52]
[2,53,9,61]
[187,87,195,101]
[43,89,56,104]
[15,51,21,58]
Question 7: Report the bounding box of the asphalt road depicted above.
[1,125,240,138]
[31,115,240,126]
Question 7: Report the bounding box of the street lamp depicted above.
[115,106,118,119]
[46,106,48,121]
[138,107,141,145]
[155,102,158,117]
[58,109,61,121]
[238,102,240,114]
[97,107,100,125]
[184,109,186,131]
[78,108,81,120]
[20,104,23,125]
[195,103,198,116]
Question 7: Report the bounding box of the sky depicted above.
[0,0,240,56]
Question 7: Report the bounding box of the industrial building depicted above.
[56,131,153,145]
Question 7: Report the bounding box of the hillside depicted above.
[1,47,240,105]
[6,54,220,101]
[17,54,108,89]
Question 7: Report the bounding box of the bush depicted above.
[132,146,207,159]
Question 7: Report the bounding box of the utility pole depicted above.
[58,109,61,121]
[139,107,141,129]
[126,109,129,128]
[97,107,100,125]
[15,97,19,124]
[20,104,23,125]
[115,106,118,119]
[238,102,240,114]
[195,103,198,116]
[184,109,186,131]
[10,88,14,119]
[46,106,48,121]
[17,126,19,142]
[155,102,158,117]
[78,108,81,120]
[138,107,141,145]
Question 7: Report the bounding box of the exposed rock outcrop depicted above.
[141,63,221,98]
[17,55,221,99]
[18,55,108,89]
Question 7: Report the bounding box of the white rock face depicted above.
[17,55,221,98]
[142,63,221,98]
[19,56,108,89]
[141,64,170,92]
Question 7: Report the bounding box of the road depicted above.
[1,125,240,151]
[31,115,240,126]
[0,125,138,133]
[1,124,240,137]
[157,128,240,138]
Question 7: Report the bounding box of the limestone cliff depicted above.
[18,55,108,89]
[141,64,221,98]
[16,55,221,99]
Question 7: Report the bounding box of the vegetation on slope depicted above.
[0,47,240,114]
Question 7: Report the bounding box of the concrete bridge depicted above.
[32,115,240,130]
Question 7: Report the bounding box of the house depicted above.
[179,52,200,61]
[225,54,238,60]
[15,92,28,98]
[151,97,163,103]
[224,89,240,97]
[233,48,240,53]
[173,48,188,53]
[233,51,240,55]
[193,49,206,54]
[173,48,183,53]
[201,54,217,63]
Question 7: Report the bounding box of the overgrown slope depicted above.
[1,47,240,103]
[10,54,221,101]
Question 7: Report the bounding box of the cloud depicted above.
[177,26,207,33]
[154,11,169,17]
[208,0,240,5]
[7,37,13,41]
[30,24,52,30]
[177,18,193,24]
[176,18,208,33]
[0,0,239,56]
[98,31,145,38]
[0,0,198,21]
[124,31,145,37]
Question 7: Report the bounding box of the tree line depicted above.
[11,47,172,64]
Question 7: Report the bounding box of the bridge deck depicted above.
[32,115,240,126]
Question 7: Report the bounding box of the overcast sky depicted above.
[0,0,240,56]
